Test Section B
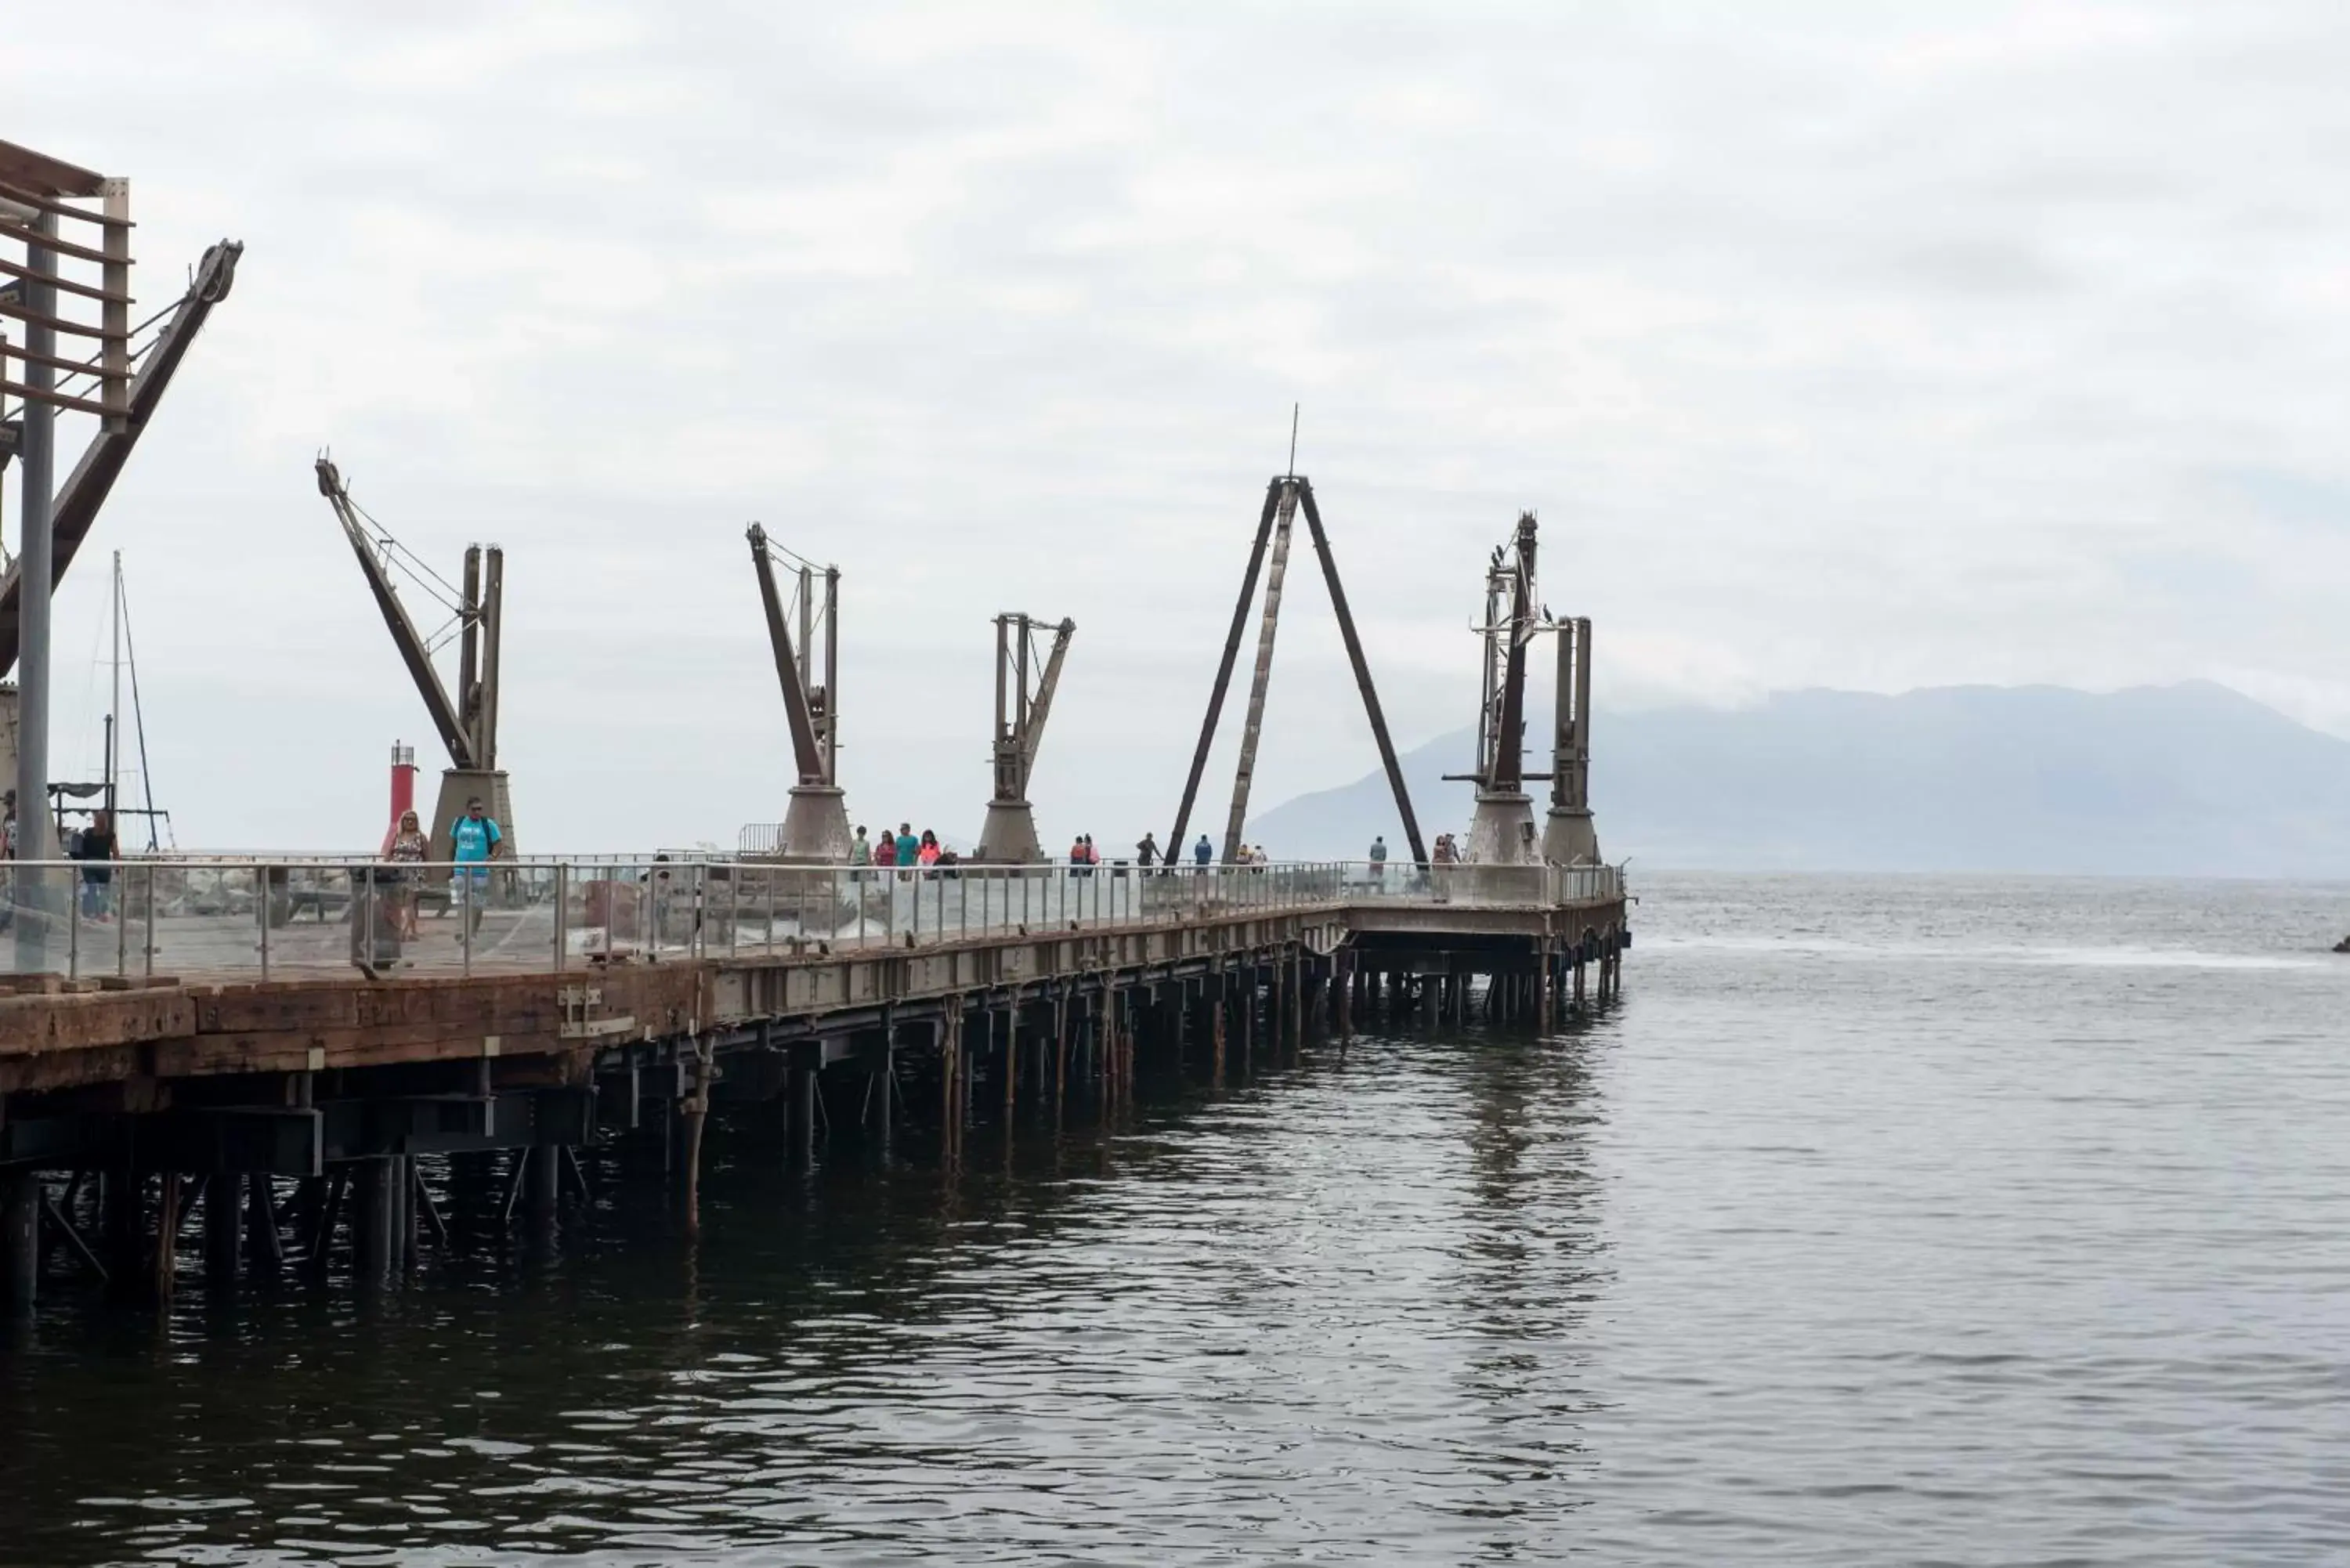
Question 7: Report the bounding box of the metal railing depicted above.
[0,857,1624,982]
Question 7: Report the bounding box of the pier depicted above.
[0,135,1631,1316]
[0,858,1626,1306]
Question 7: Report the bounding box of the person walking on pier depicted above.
[450,797,504,933]
[1194,832,1213,869]
[1136,831,1159,869]
[895,823,919,877]
[1369,834,1388,887]
[918,829,941,868]
[387,808,428,939]
[850,826,872,875]
[76,809,118,919]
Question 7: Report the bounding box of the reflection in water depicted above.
[0,1018,1614,1565]
[9,873,2350,1564]
[1448,1028,1608,1534]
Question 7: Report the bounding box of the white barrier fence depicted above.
[0,858,1625,982]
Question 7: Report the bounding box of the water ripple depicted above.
[4,873,2348,1563]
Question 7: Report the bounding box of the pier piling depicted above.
[2,1171,37,1312]
[0,854,1622,1310]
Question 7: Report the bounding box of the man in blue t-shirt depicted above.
[451,797,504,928]
[1193,833,1213,867]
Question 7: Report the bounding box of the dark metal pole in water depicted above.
[204,1173,243,1288]
[680,1059,710,1235]
[786,1051,817,1171]
[0,1171,38,1311]
[1003,1002,1019,1125]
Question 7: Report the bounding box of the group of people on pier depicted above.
[849,825,962,872]
[841,823,1299,874]
[373,796,505,940]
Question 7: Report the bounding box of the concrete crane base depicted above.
[978,799,1045,865]
[1466,790,1539,865]
[778,785,851,864]
[1543,807,1601,867]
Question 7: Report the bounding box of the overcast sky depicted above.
[9,2,2349,852]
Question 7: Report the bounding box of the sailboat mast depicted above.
[107,548,123,813]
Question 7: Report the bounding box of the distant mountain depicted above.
[1246,681,2350,877]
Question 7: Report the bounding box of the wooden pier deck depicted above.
[0,858,1628,1309]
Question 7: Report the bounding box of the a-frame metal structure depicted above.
[316,457,515,860]
[1167,475,1426,866]
[747,524,849,862]
[978,611,1074,862]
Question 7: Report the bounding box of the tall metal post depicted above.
[992,612,1009,777]
[797,563,814,695]
[821,565,840,782]
[1167,481,1282,858]
[1220,482,1298,863]
[477,547,504,771]
[1466,512,1539,864]
[1542,614,1600,865]
[457,545,482,753]
[13,211,58,968]
[1294,480,1428,866]
[107,550,122,811]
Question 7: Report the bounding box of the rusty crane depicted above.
[747,523,848,862]
[315,457,515,861]
[977,611,1074,862]
[1449,511,1600,865]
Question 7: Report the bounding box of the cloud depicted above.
[6,0,2349,853]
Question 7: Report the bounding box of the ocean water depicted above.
[4,871,2348,1565]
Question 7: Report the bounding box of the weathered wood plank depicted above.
[0,1044,146,1094]
[0,988,200,1054]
